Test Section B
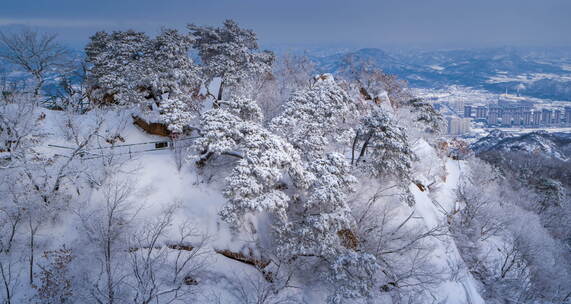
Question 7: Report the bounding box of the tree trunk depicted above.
[0,262,12,304]
[33,73,44,97]
[351,131,360,165]
[217,81,224,101]
[106,224,114,304]
[356,133,372,164]
[28,221,34,285]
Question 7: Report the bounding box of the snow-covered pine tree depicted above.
[150,29,202,133]
[399,97,445,135]
[188,19,274,101]
[352,107,416,206]
[193,92,379,302]
[277,153,356,258]
[85,30,152,106]
[326,251,379,304]
[86,29,202,133]
[192,96,308,226]
[271,74,355,160]
[275,153,379,303]
[268,74,380,302]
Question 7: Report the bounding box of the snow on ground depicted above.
[410,140,484,303]
[422,158,484,304]
[429,65,446,71]
[110,131,481,303]
[27,108,279,303]
[20,108,489,303]
[115,151,282,302]
[486,72,571,84]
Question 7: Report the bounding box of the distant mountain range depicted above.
[312,47,571,101]
[470,130,571,160]
[4,44,571,101]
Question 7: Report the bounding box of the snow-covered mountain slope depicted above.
[3,107,489,303]
[410,141,485,304]
[120,135,486,303]
[312,47,571,101]
[469,129,515,154]
[471,129,571,160]
[1,107,269,303]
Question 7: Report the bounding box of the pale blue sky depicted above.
[1,0,570,49]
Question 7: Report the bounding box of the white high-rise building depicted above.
[446,117,471,135]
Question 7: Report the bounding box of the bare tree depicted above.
[0,258,19,304]
[257,53,315,122]
[0,96,39,300]
[33,246,75,304]
[77,176,139,304]
[51,60,90,112]
[0,28,69,96]
[227,273,300,304]
[0,94,37,302]
[76,179,212,304]
[0,203,22,304]
[451,158,571,303]
[1,93,101,287]
[172,138,188,172]
[353,187,446,303]
[127,205,210,304]
[17,116,101,286]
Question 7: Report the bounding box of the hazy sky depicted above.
[1,0,570,49]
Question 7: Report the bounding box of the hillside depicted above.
[0,105,487,303]
[471,129,571,160]
[313,47,571,101]
[2,20,570,304]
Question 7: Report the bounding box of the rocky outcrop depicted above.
[132,115,172,137]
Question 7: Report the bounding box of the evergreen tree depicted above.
[353,108,416,205]
[188,20,274,100]
[150,29,202,133]
[85,30,152,106]
[86,29,202,133]
[193,96,308,226]
[400,98,445,134]
[271,74,355,159]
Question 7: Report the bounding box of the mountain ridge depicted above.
[312,47,571,100]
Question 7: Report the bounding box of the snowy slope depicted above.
[4,107,281,303]
[112,120,485,303]
[7,107,489,303]
[410,141,485,304]
[471,129,571,160]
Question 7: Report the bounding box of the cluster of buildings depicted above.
[430,96,571,136]
[441,100,571,136]
[446,117,472,136]
[464,102,571,128]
